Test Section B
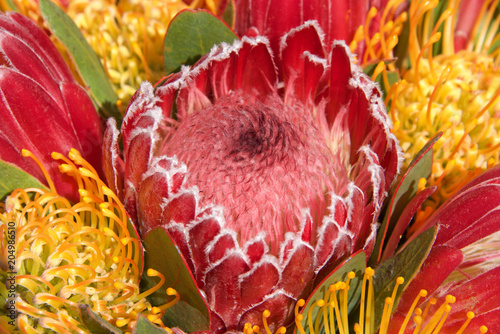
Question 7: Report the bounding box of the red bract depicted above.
[233,0,407,64]
[389,165,500,333]
[0,12,103,201]
[106,21,401,332]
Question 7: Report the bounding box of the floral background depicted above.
[0,0,499,333]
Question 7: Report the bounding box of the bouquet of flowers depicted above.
[1,0,499,333]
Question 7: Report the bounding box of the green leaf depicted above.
[140,228,210,332]
[133,316,168,334]
[295,251,366,334]
[126,217,144,278]
[0,160,47,201]
[372,227,437,329]
[163,9,239,75]
[39,0,121,121]
[222,0,235,28]
[369,132,442,265]
[78,304,122,334]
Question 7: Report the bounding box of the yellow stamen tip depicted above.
[348,271,356,279]
[147,268,160,276]
[480,326,488,333]
[263,310,271,318]
[396,277,405,284]
[167,288,177,296]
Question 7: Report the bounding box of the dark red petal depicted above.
[239,260,280,309]
[124,132,152,191]
[394,245,463,315]
[238,292,295,333]
[208,233,238,264]
[0,12,74,83]
[315,220,341,269]
[278,241,314,297]
[204,252,250,329]
[446,266,500,318]
[234,39,277,96]
[0,29,64,107]
[59,82,103,171]
[137,172,170,233]
[188,217,222,282]
[280,22,326,102]
[103,119,124,200]
[244,237,267,265]
[431,183,500,248]
[163,192,197,226]
[327,43,352,125]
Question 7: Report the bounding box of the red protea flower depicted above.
[105,21,401,332]
[0,12,103,201]
[389,165,500,333]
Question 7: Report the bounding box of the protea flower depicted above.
[105,19,401,331]
[0,12,103,201]
[388,0,500,212]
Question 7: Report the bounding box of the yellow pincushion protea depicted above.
[0,0,223,113]
[0,149,175,333]
[388,0,500,215]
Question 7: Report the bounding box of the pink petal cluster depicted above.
[105,21,401,332]
[0,12,103,200]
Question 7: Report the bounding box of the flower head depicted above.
[0,149,174,333]
[388,0,500,211]
[106,20,401,332]
[0,12,103,201]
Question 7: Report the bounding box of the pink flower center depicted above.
[162,91,338,251]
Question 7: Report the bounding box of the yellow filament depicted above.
[398,290,427,334]
[22,149,56,193]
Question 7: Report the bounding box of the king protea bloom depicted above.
[104,20,401,331]
[0,12,103,201]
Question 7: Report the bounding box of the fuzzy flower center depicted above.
[162,92,336,250]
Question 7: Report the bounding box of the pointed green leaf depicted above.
[140,227,209,332]
[163,9,239,74]
[222,0,235,28]
[78,304,122,334]
[0,160,47,200]
[369,132,442,265]
[39,0,121,121]
[133,316,168,334]
[372,226,437,329]
[294,251,366,334]
[126,217,144,279]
